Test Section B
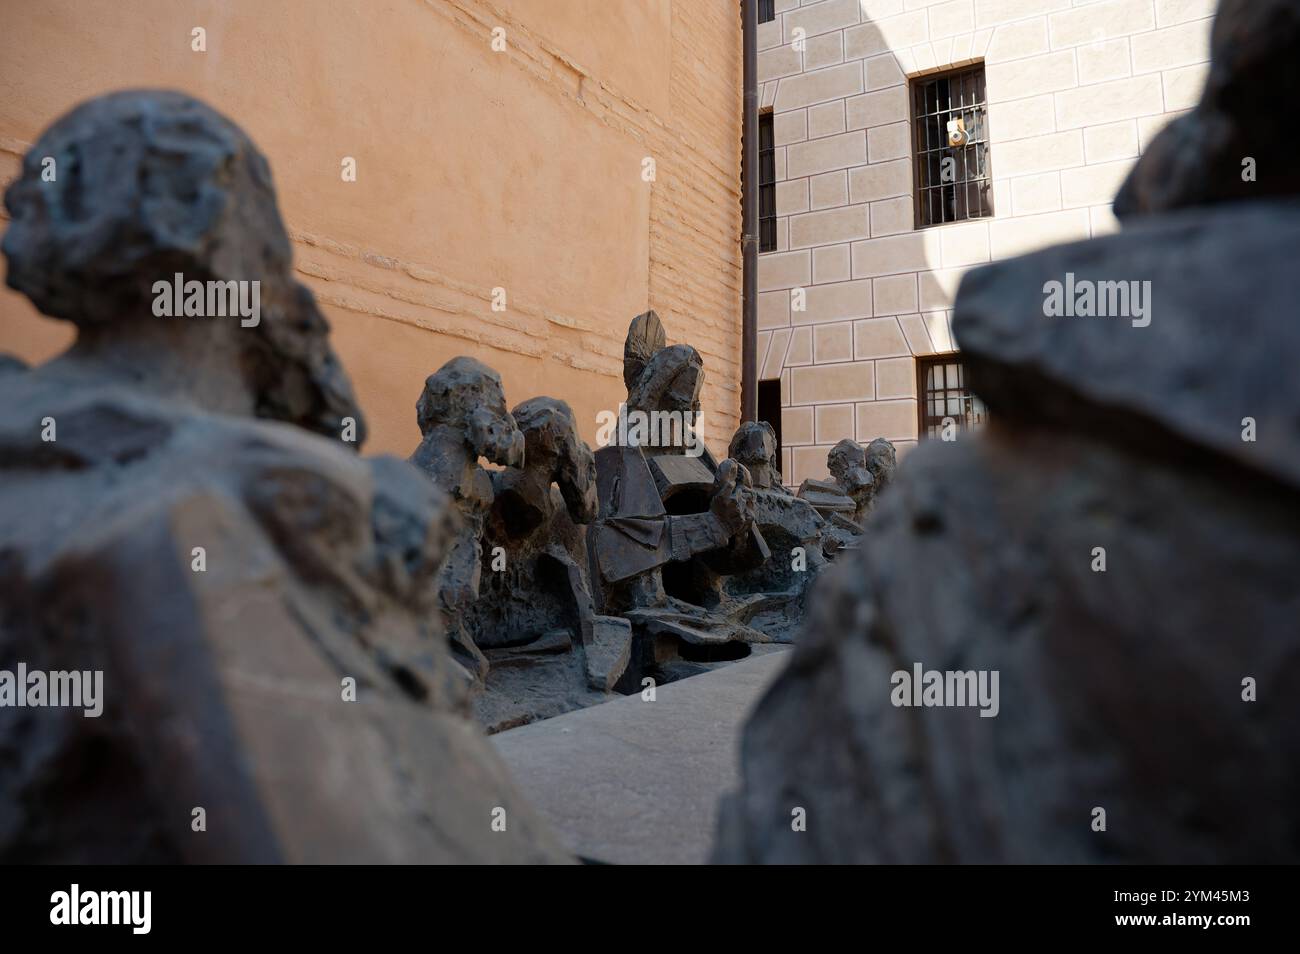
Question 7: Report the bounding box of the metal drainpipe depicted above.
[740,0,759,425]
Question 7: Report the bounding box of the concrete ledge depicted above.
[491,649,791,864]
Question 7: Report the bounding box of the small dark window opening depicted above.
[758,0,776,24]
[759,112,777,252]
[758,379,783,477]
[911,65,993,227]
[917,355,988,439]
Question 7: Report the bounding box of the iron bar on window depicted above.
[911,66,994,227]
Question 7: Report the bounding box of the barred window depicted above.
[911,65,993,227]
[918,356,988,439]
[759,111,777,253]
[758,0,775,24]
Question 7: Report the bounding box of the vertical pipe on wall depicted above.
[740,0,759,424]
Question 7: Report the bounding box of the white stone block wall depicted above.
[757,0,1216,488]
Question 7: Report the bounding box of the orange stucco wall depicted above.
[0,0,743,457]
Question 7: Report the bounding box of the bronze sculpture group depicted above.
[408,310,891,729]
[6,0,1297,866]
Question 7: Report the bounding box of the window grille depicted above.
[759,112,777,252]
[911,66,993,227]
[918,356,988,438]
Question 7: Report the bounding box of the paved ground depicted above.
[492,648,791,864]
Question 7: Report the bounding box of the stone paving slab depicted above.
[491,648,791,864]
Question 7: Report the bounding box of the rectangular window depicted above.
[759,112,777,252]
[911,65,993,228]
[918,355,988,439]
[758,0,775,24]
[758,378,783,463]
